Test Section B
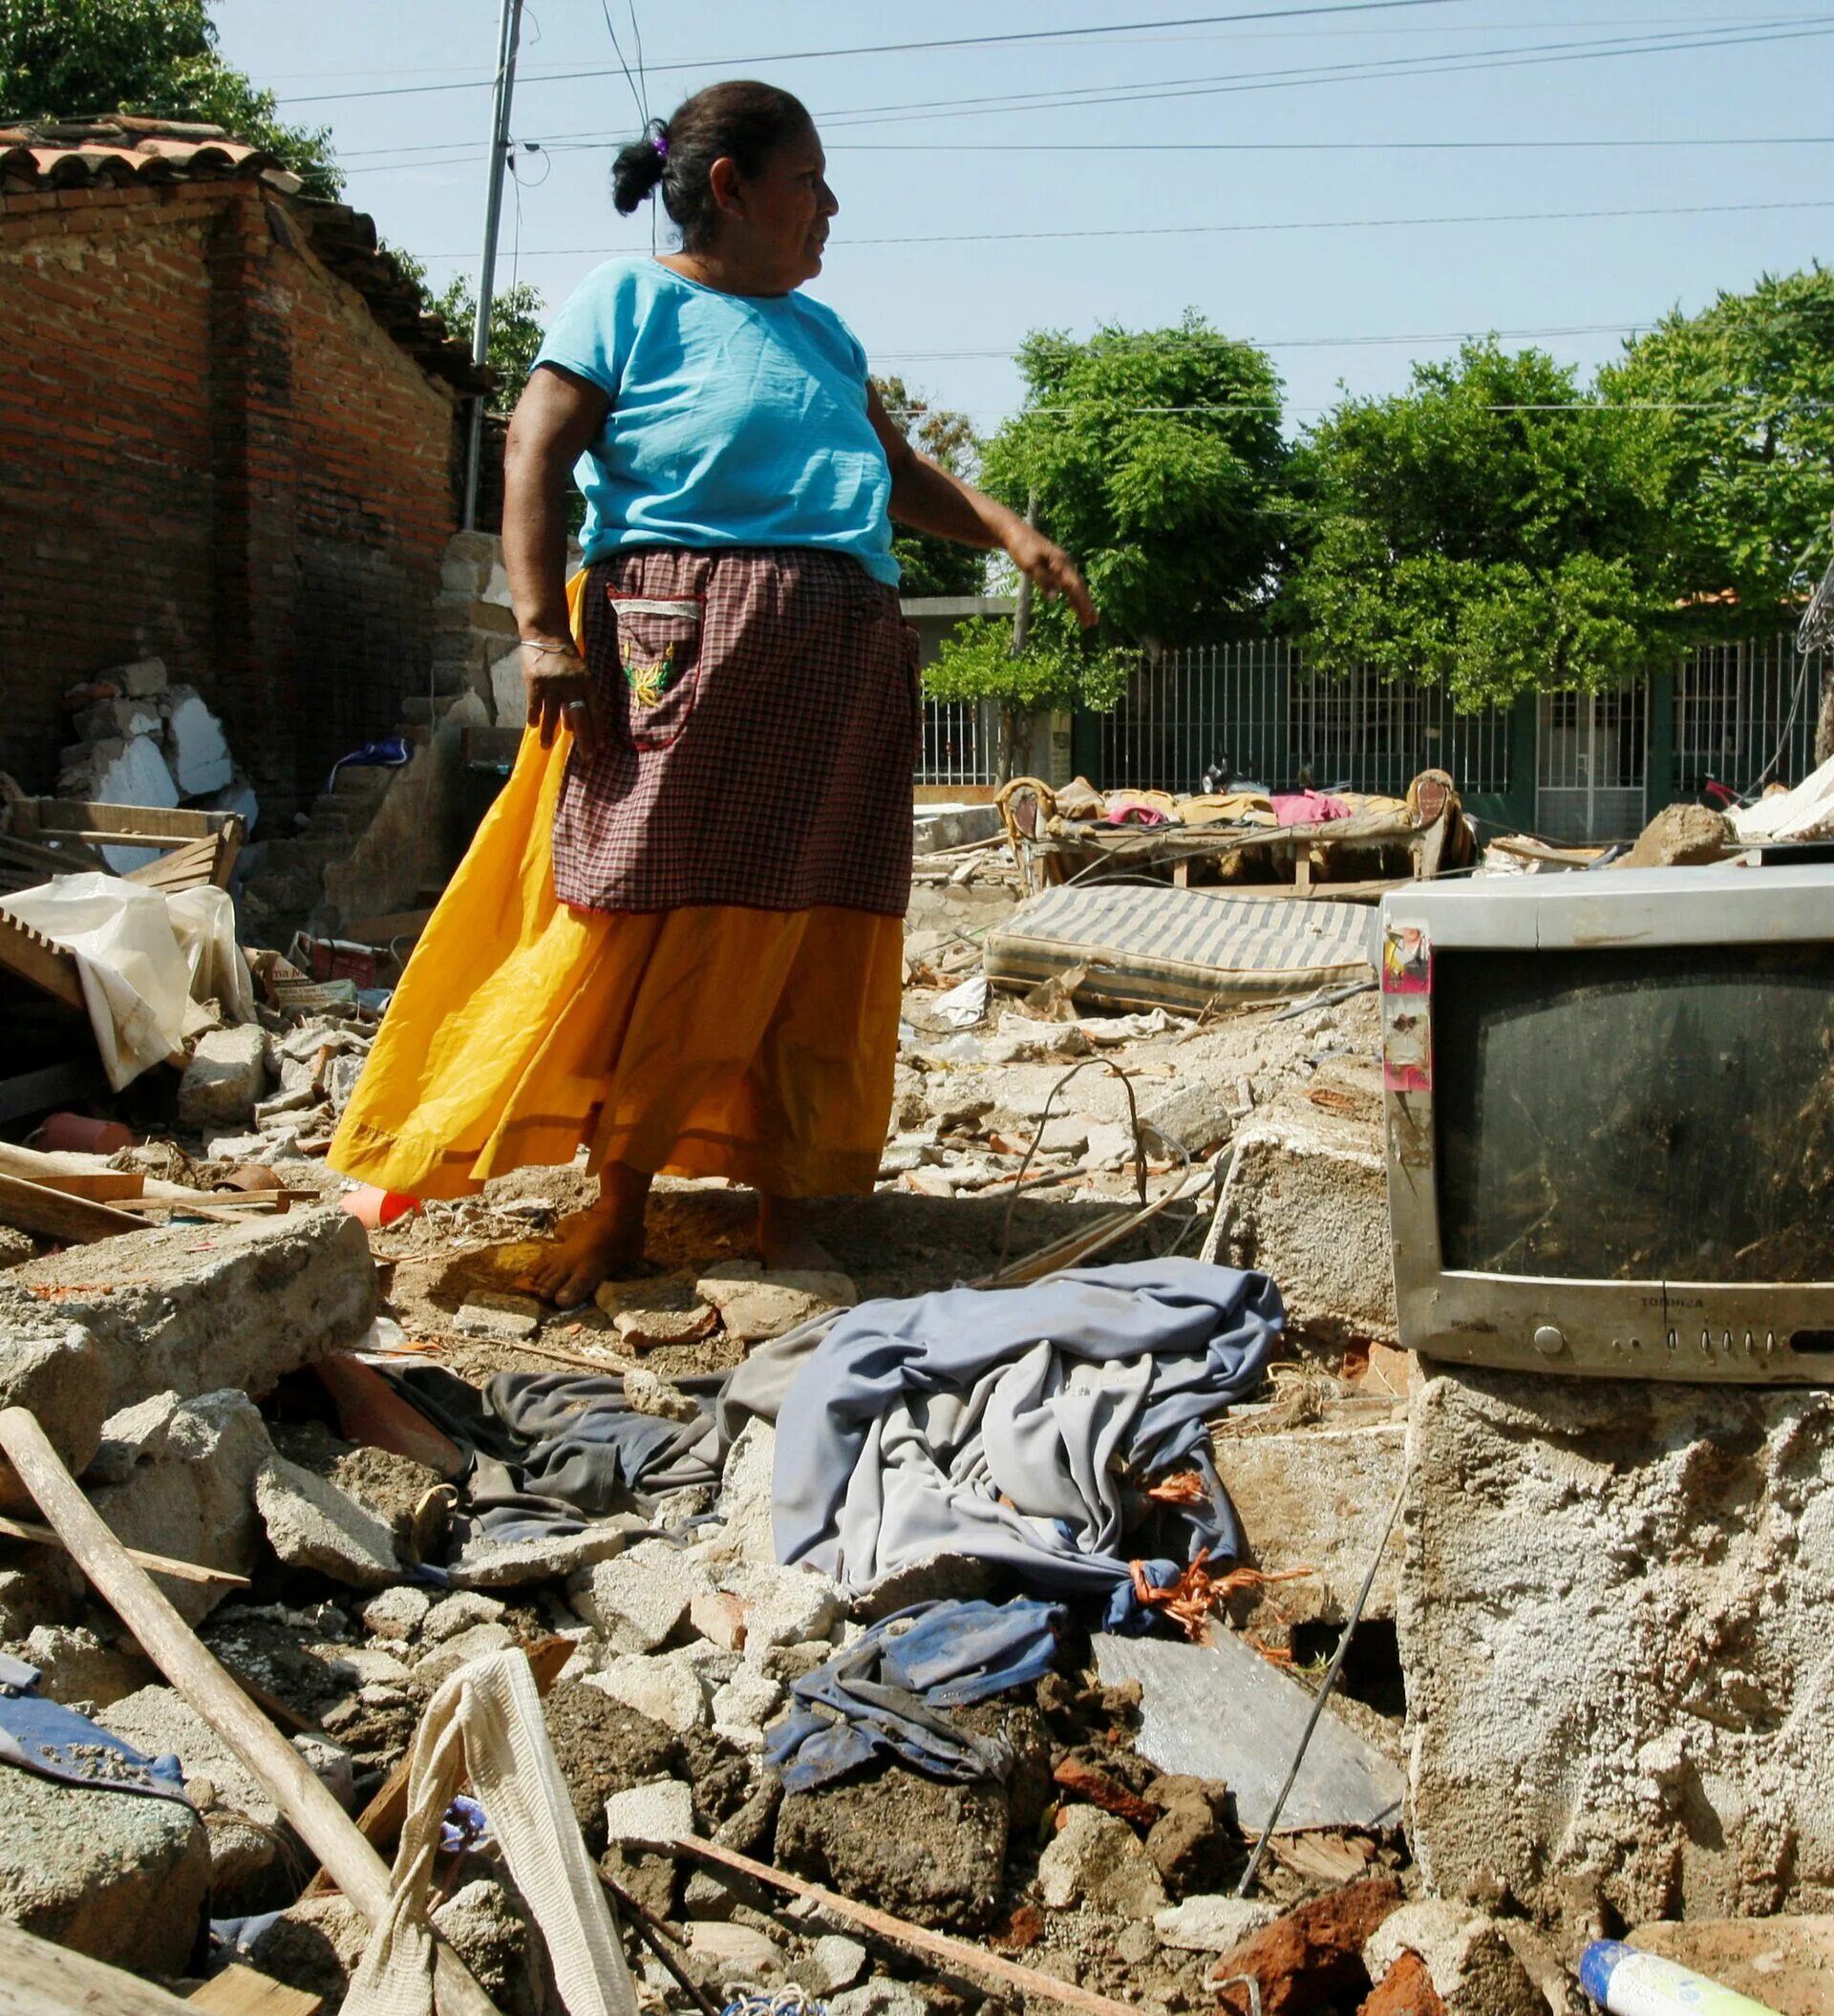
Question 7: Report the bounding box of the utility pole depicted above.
[461,0,525,531]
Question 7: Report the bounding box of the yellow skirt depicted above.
[329,598,904,1202]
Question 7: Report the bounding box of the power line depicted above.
[409,194,1834,259]
[273,0,1483,105]
[815,17,1834,128]
[335,128,1834,167]
[874,322,1653,361]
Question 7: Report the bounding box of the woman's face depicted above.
[724,123,838,287]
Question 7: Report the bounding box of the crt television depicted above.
[1381,863,1834,1382]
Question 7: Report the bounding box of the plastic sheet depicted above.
[0,873,255,1090]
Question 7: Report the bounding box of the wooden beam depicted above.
[0,1062,109,1127]
[0,914,85,1017]
[0,1920,201,2016]
[0,1513,249,1589]
[0,1172,145,1243]
[666,1836,1154,2016]
[187,1966,322,2016]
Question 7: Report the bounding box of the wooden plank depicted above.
[0,1408,503,2016]
[668,1836,1152,2016]
[0,1512,248,1589]
[20,1171,144,1202]
[0,1920,201,2016]
[0,1172,145,1243]
[124,838,225,891]
[12,801,231,843]
[187,1966,322,2016]
[0,913,85,1016]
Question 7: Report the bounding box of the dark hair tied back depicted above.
[609,80,812,253]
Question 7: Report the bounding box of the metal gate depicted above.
[1535,686,1649,842]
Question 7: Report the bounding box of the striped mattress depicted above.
[985,884,1375,1012]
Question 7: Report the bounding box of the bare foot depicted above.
[519,1202,644,1308]
[757,1194,839,1274]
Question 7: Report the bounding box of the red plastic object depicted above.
[340,1184,418,1229]
[36,1113,135,1155]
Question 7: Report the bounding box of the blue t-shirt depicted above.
[533,258,898,585]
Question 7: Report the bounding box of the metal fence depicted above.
[1096,640,1514,798]
[1674,630,1824,796]
[918,699,995,789]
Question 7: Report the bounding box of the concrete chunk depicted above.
[1402,1368,1834,1940]
[1363,1900,1543,2016]
[0,1325,109,1509]
[0,1210,379,1417]
[255,1454,402,1588]
[604,1775,694,1850]
[87,1388,272,1624]
[1221,1105,1394,1343]
[1210,1420,1405,1624]
[178,1025,269,1131]
[695,1263,857,1342]
[0,1749,208,1974]
[160,686,234,796]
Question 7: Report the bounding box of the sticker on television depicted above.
[1382,924,1432,1092]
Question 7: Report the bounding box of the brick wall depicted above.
[0,180,462,819]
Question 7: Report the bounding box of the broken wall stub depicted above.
[0,1212,379,1425]
[1223,1103,1397,1345]
[1400,1366,1834,1940]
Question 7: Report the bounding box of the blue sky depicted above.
[218,1,1833,435]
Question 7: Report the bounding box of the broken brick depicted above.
[1211,1876,1406,2016]
[1359,1950,1448,2016]
[1051,1754,1162,1827]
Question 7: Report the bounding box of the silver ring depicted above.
[565,700,586,713]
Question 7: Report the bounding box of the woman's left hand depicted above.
[1006,523,1098,627]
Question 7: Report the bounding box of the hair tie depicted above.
[650,128,669,162]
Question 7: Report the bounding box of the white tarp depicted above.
[0,874,255,1090]
[1733,753,1834,845]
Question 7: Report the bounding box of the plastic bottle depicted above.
[1578,1940,1784,2016]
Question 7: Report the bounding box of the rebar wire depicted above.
[995,1055,1186,1276]
[1235,1454,1412,1899]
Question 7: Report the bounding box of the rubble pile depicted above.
[0,846,1825,2016]
[57,658,251,865]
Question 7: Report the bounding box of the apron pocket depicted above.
[605,593,705,751]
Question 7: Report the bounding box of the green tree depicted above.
[1601,266,1834,613]
[980,312,1290,644]
[1281,342,1676,710]
[0,0,340,198]
[870,375,986,598]
[434,277,548,412]
[924,600,1136,783]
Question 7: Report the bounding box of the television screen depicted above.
[1435,944,1834,1283]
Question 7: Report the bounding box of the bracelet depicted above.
[521,639,580,659]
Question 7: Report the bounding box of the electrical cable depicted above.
[409,194,1834,262]
[273,0,1485,104]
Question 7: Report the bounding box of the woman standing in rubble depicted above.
[331,80,1093,1305]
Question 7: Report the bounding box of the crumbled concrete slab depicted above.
[446,1517,637,1590]
[1364,1900,1544,2016]
[777,1768,1009,1931]
[1038,1804,1168,1917]
[17,1624,152,1708]
[711,1666,783,1751]
[708,1418,777,1566]
[86,1388,271,1625]
[604,1775,695,1849]
[361,1586,433,1640]
[0,1324,109,1509]
[455,1291,543,1342]
[1155,1895,1280,1952]
[827,1984,924,2016]
[0,1751,209,1974]
[255,1454,403,1588]
[99,1684,335,1913]
[695,1263,857,1342]
[1210,1419,1405,1625]
[589,1649,709,1733]
[177,1025,269,1131]
[0,1210,379,1418]
[433,1877,556,2016]
[161,687,235,796]
[1220,1102,1396,1343]
[247,1895,370,2006]
[572,1540,711,1654]
[721,1560,843,1662]
[1402,1367,1834,1938]
[596,1271,718,1348]
[411,1620,517,1689]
